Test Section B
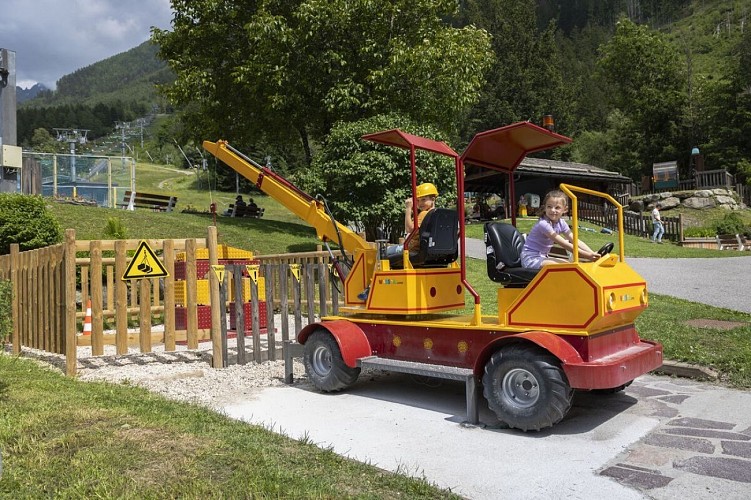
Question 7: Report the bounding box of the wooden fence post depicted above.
[305,263,316,324]
[264,264,276,361]
[232,264,246,365]
[280,263,290,344]
[291,264,302,335]
[208,226,222,368]
[185,238,198,349]
[90,240,104,356]
[115,240,128,355]
[64,229,77,377]
[163,239,175,351]
[139,278,151,353]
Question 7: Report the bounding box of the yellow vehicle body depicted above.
[497,257,647,333]
[342,258,464,314]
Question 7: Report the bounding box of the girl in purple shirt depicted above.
[521,190,601,269]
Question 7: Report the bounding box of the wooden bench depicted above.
[117,190,178,212]
[227,203,265,218]
[716,234,744,251]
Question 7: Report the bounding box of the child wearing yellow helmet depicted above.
[358,182,438,300]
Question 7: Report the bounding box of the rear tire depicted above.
[483,344,573,431]
[303,330,360,392]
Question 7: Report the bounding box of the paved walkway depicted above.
[224,373,751,499]
[465,237,751,314]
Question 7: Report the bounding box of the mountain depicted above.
[20,40,174,110]
[16,83,50,103]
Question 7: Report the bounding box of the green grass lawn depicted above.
[0,355,457,498]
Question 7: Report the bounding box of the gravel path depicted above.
[12,316,309,409]
[628,256,751,313]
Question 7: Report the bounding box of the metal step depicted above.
[358,356,473,381]
[359,356,480,425]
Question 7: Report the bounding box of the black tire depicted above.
[482,344,573,431]
[303,330,360,392]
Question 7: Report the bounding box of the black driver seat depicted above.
[484,222,540,288]
[389,208,459,269]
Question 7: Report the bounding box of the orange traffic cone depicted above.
[82,299,92,335]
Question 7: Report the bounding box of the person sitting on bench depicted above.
[224,195,247,216]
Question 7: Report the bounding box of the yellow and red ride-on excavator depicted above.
[203,122,662,431]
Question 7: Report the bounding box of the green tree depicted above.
[296,114,456,242]
[29,128,58,153]
[461,0,572,141]
[596,18,686,179]
[152,0,492,166]
[698,27,751,184]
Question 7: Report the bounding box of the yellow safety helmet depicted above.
[416,182,438,198]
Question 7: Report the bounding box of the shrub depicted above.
[715,212,745,235]
[103,217,127,239]
[683,227,715,238]
[0,194,62,254]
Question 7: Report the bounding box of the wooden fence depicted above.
[1,227,343,376]
[578,200,683,242]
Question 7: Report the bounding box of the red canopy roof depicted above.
[362,129,458,158]
[461,122,571,173]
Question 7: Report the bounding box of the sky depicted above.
[0,0,174,89]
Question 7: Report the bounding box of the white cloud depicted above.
[0,0,173,89]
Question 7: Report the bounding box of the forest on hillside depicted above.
[18,0,751,191]
[16,42,172,150]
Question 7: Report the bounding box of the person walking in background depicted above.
[651,202,664,244]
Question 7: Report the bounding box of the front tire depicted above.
[483,344,573,431]
[303,330,360,392]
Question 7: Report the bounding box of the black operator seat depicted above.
[389,208,459,269]
[484,222,539,288]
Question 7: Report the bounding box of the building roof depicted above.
[464,156,632,192]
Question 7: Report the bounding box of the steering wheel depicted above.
[597,242,614,256]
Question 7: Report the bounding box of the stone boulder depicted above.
[683,197,716,209]
[629,199,645,212]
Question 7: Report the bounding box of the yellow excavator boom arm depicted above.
[203,140,371,253]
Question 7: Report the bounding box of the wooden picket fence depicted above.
[578,200,683,242]
[0,226,342,376]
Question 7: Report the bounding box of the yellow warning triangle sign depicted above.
[211,265,225,283]
[122,241,169,280]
